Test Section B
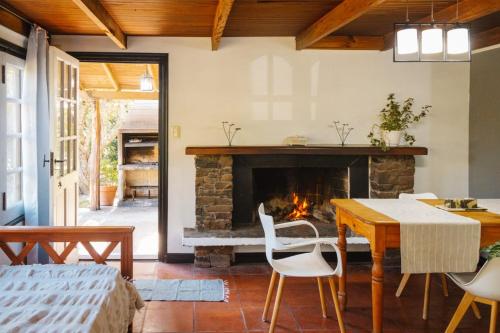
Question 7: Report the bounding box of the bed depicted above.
[0,226,144,333]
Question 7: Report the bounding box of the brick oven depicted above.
[184,145,426,267]
[117,104,159,204]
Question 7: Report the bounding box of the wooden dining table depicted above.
[331,198,500,333]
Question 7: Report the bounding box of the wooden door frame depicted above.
[68,52,169,262]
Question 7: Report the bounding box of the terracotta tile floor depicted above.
[131,261,497,333]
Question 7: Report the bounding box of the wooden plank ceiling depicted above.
[80,62,159,100]
[2,0,500,51]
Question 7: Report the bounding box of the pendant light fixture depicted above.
[395,0,418,58]
[446,0,471,61]
[140,70,154,91]
[394,0,470,62]
[421,1,444,59]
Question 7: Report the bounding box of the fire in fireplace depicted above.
[253,166,349,223]
[232,155,369,227]
[288,193,309,220]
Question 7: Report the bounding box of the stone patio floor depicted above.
[78,201,158,259]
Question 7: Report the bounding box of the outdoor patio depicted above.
[78,199,158,259]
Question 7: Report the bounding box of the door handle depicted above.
[43,154,50,168]
[57,181,62,189]
[54,159,67,164]
[1,192,5,211]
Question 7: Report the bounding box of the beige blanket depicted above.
[356,199,480,274]
[0,264,144,333]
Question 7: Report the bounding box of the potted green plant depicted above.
[482,241,500,260]
[99,137,118,206]
[368,93,431,150]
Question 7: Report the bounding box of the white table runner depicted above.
[478,199,500,215]
[355,199,481,274]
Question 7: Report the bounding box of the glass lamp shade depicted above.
[140,72,154,91]
[421,27,443,54]
[396,27,418,55]
[447,27,469,54]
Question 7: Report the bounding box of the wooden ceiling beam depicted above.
[296,0,388,50]
[430,0,500,23]
[307,35,384,50]
[71,0,127,49]
[84,90,158,100]
[472,26,500,50]
[101,63,119,91]
[384,0,500,50]
[146,64,158,92]
[0,7,30,37]
[211,0,235,50]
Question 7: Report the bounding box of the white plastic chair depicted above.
[445,258,500,333]
[258,203,345,333]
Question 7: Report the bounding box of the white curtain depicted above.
[22,26,50,263]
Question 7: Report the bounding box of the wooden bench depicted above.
[130,185,158,200]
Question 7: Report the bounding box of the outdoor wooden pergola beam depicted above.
[89,98,101,211]
[101,63,119,91]
[211,0,235,51]
[383,0,500,50]
[71,0,127,49]
[86,90,159,100]
[307,35,385,50]
[295,0,388,50]
[146,64,158,92]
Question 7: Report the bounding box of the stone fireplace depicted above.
[185,145,426,267]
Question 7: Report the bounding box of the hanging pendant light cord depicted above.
[405,0,409,23]
[431,0,435,22]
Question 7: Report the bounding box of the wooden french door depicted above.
[48,47,79,233]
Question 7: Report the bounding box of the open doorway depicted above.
[77,61,160,259]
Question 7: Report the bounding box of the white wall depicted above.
[52,36,470,253]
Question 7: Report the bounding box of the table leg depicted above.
[337,222,348,310]
[372,250,385,333]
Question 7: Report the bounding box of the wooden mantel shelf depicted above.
[185,145,428,156]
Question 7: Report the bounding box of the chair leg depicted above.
[317,277,328,318]
[472,302,482,319]
[445,292,475,333]
[396,273,411,297]
[328,276,346,333]
[268,274,285,333]
[441,273,449,297]
[423,273,431,320]
[262,270,278,322]
[490,301,498,333]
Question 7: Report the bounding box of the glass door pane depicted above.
[6,102,21,133]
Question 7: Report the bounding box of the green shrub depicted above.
[100,137,118,185]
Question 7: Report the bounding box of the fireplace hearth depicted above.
[233,155,369,227]
[254,167,348,223]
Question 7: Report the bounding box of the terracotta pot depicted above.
[100,185,117,206]
[382,130,402,146]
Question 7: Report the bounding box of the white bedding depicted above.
[0,264,144,333]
